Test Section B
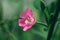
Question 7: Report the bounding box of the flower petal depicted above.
[18,8,36,31]
[23,24,32,31]
[26,8,34,18]
[20,12,26,18]
[18,19,26,27]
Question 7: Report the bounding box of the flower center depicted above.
[25,18,34,24]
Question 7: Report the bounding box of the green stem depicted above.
[36,22,48,27]
[8,32,17,40]
[47,0,60,40]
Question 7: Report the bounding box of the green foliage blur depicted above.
[0,0,60,40]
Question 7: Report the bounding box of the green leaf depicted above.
[44,8,50,22]
[40,0,45,11]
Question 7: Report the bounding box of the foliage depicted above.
[0,0,60,40]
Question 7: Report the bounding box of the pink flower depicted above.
[18,8,36,31]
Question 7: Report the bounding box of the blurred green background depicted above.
[0,0,60,40]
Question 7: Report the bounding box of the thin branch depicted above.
[36,22,48,27]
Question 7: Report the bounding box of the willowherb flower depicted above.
[18,8,36,31]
